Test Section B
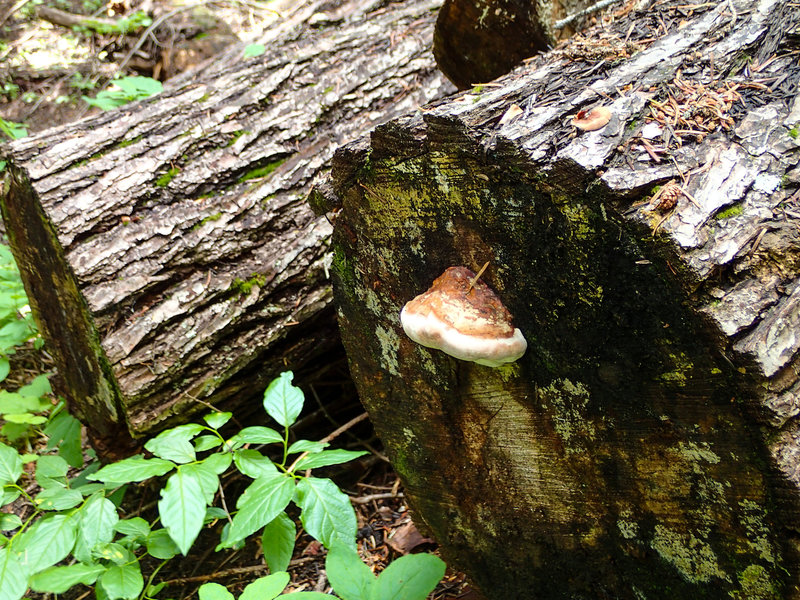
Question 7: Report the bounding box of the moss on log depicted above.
[328,0,800,597]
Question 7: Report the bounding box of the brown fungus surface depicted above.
[400,266,527,367]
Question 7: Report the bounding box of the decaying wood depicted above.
[433,0,596,89]
[0,0,453,450]
[327,0,800,597]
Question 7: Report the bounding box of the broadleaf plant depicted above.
[0,371,445,600]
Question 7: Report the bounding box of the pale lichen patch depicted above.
[375,323,400,375]
[617,509,639,540]
[738,499,778,565]
[651,525,730,583]
[539,378,598,453]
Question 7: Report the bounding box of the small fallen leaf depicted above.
[499,104,524,125]
[386,521,434,555]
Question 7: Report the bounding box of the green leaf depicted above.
[243,43,266,57]
[199,582,235,600]
[179,460,220,505]
[73,492,119,563]
[228,426,283,449]
[35,454,68,479]
[234,449,278,479]
[0,513,22,530]
[203,412,232,429]
[325,544,374,600]
[0,422,29,443]
[0,391,47,415]
[29,563,107,593]
[144,424,204,463]
[0,442,22,486]
[44,407,83,467]
[74,482,105,496]
[194,435,222,452]
[240,572,290,600]
[295,477,356,550]
[146,581,166,596]
[263,372,304,428]
[99,562,144,600]
[0,487,20,506]
[146,528,180,559]
[18,373,51,398]
[34,486,83,510]
[158,467,206,554]
[4,413,46,425]
[261,512,295,573]
[276,594,336,599]
[370,553,446,600]
[91,455,175,483]
[113,76,162,97]
[294,450,368,471]
[93,542,134,565]
[15,513,77,574]
[0,358,8,383]
[0,546,26,600]
[205,506,228,522]
[113,517,151,539]
[287,440,328,454]
[225,472,294,546]
[203,450,232,475]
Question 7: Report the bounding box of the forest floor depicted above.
[0,0,475,597]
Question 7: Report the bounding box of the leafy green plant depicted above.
[73,10,152,35]
[0,243,61,446]
[0,374,52,444]
[0,371,444,600]
[71,73,98,92]
[198,544,446,600]
[0,244,38,384]
[325,544,445,600]
[83,76,162,111]
[0,118,27,141]
[198,572,331,599]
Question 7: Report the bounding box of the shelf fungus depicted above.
[400,266,527,367]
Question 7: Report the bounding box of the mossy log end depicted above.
[328,0,800,598]
[0,0,453,449]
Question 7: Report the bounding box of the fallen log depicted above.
[326,0,800,597]
[0,0,453,453]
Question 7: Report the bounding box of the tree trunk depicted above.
[327,0,800,597]
[0,0,453,452]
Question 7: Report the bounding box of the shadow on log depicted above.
[327,0,800,597]
[0,0,453,453]
[433,0,595,89]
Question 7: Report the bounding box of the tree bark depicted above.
[327,0,800,597]
[0,0,453,451]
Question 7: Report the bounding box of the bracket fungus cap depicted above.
[400,266,527,367]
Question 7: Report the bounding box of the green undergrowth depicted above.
[0,242,446,600]
[0,370,446,600]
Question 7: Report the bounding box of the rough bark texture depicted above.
[327,0,800,598]
[0,0,453,447]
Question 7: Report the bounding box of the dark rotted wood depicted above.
[0,0,453,449]
[433,0,598,89]
[329,0,800,598]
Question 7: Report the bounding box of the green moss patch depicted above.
[155,166,181,187]
[715,203,743,219]
[239,158,287,182]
